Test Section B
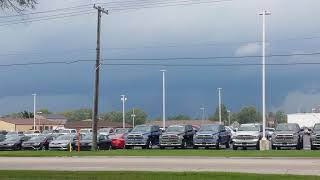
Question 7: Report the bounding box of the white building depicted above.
[287,113,320,128]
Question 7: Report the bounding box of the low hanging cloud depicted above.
[272,90,320,113]
[235,42,261,56]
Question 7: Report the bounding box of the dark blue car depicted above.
[193,124,231,149]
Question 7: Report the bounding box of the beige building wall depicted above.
[0,121,15,132]
[15,125,33,132]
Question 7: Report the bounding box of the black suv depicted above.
[125,125,161,149]
[160,124,195,149]
[271,123,304,150]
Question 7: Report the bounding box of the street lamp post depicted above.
[32,94,36,130]
[131,108,136,128]
[259,10,271,141]
[121,95,127,128]
[160,70,167,129]
[227,110,231,126]
[200,106,205,120]
[259,10,271,151]
[217,88,222,125]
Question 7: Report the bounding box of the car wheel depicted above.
[215,142,220,150]
[193,145,198,149]
[311,144,316,150]
[271,145,276,150]
[232,145,237,150]
[147,139,153,149]
[296,143,301,150]
[276,147,281,150]
[125,145,131,149]
[225,140,230,149]
[159,146,165,150]
[181,140,187,149]
[256,142,260,150]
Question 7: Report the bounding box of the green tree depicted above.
[8,110,34,118]
[0,0,37,11]
[209,104,229,123]
[37,108,51,114]
[275,111,287,124]
[236,106,261,124]
[60,108,92,121]
[168,114,191,120]
[102,108,148,125]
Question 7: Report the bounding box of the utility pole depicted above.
[32,93,36,130]
[259,10,271,151]
[92,4,108,151]
[160,70,167,129]
[131,108,136,128]
[217,88,222,125]
[121,95,127,128]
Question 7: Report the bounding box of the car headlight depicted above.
[178,135,183,139]
[7,143,14,146]
[311,134,317,139]
[212,135,219,139]
[33,143,40,146]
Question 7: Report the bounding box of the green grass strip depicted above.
[0,171,319,180]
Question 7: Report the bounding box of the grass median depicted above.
[0,149,319,157]
[0,171,319,180]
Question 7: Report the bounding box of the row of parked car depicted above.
[123,123,320,150]
[0,123,319,151]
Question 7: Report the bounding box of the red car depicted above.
[110,128,132,149]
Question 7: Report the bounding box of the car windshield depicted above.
[115,128,128,134]
[98,128,111,133]
[82,135,93,140]
[276,124,298,131]
[56,135,73,140]
[166,126,185,133]
[29,136,46,141]
[313,124,320,131]
[132,126,150,133]
[199,125,219,132]
[80,129,90,132]
[238,125,260,131]
[5,136,21,141]
[61,130,72,133]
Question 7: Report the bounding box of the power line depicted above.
[0,0,231,26]
[100,51,320,61]
[1,51,320,67]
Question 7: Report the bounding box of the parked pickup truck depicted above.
[125,125,161,149]
[193,124,231,149]
[232,123,262,150]
[271,123,304,150]
[160,124,195,149]
[310,123,320,150]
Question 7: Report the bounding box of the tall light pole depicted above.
[32,94,36,130]
[121,95,127,128]
[227,110,231,126]
[217,88,222,125]
[131,108,136,128]
[259,10,271,141]
[200,106,205,120]
[160,70,167,129]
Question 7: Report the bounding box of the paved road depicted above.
[0,157,319,176]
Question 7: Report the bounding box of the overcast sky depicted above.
[0,0,320,119]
